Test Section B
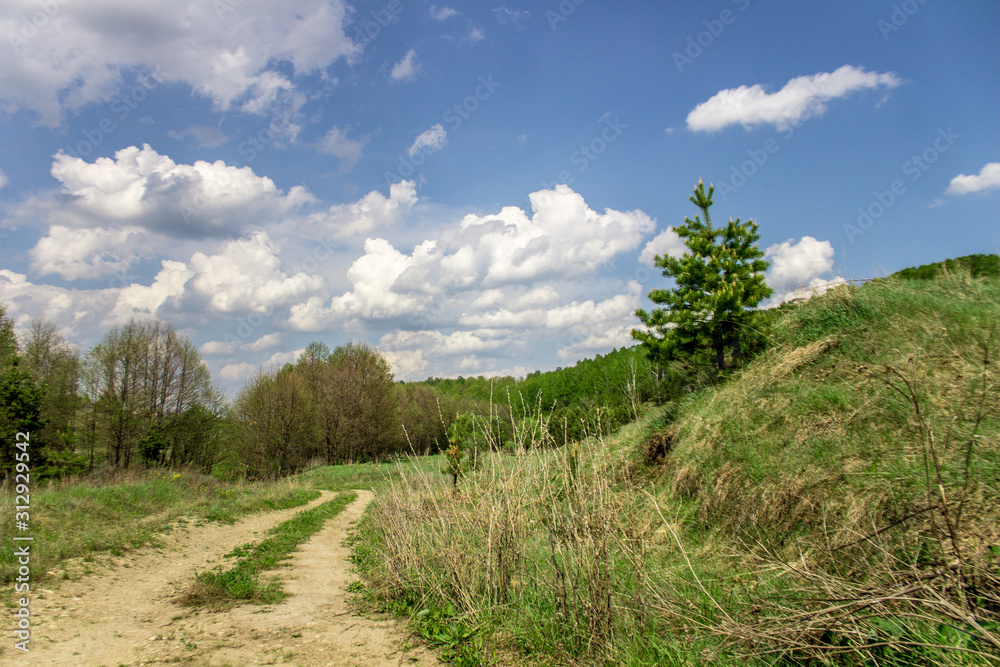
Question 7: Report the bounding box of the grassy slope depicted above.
[354,273,1000,666]
[893,252,999,280]
[668,272,1000,546]
[657,272,1000,663]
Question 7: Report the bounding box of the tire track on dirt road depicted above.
[12,490,439,666]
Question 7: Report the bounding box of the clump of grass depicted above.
[183,492,356,607]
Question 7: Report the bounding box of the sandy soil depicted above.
[11,490,440,666]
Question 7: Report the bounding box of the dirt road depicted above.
[12,490,440,666]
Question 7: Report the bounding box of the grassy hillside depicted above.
[893,252,999,280]
[668,270,999,543]
[660,270,1000,662]
[355,270,1000,666]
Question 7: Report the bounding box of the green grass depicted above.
[184,492,356,607]
[296,455,444,492]
[0,469,320,603]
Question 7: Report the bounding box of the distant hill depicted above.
[893,252,999,280]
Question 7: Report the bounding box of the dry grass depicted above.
[358,418,674,663]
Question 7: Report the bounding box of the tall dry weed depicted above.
[362,413,662,660]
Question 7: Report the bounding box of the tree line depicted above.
[0,308,521,482]
[1,309,225,479]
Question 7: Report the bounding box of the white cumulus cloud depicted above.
[21,144,313,240]
[0,269,108,335]
[188,232,324,315]
[687,66,903,132]
[289,186,655,336]
[947,162,1000,195]
[298,180,417,239]
[9,145,318,280]
[110,260,193,321]
[764,236,845,305]
[288,237,423,330]
[220,349,304,382]
[0,0,359,125]
[201,332,286,356]
[639,228,686,265]
[30,225,149,280]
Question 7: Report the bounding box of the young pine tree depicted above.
[633,180,772,373]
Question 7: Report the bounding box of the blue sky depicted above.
[1,0,998,394]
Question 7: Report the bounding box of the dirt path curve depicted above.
[17,490,441,667]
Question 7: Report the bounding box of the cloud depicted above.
[460,186,656,285]
[390,49,421,82]
[220,348,304,382]
[380,347,428,379]
[381,329,508,358]
[317,126,367,173]
[8,146,316,279]
[7,228,329,339]
[408,124,448,157]
[430,6,458,20]
[298,180,417,239]
[44,231,326,320]
[543,282,642,331]
[0,0,359,125]
[0,269,109,335]
[687,66,903,132]
[289,185,655,332]
[639,228,686,265]
[110,260,193,320]
[468,26,486,43]
[764,236,845,305]
[493,7,530,30]
[11,148,418,293]
[766,236,835,288]
[201,332,286,356]
[289,237,425,330]
[0,169,7,189]
[21,145,313,241]
[30,225,150,280]
[167,125,229,148]
[946,162,1000,195]
[376,286,646,376]
[557,325,637,361]
[188,232,323,314]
